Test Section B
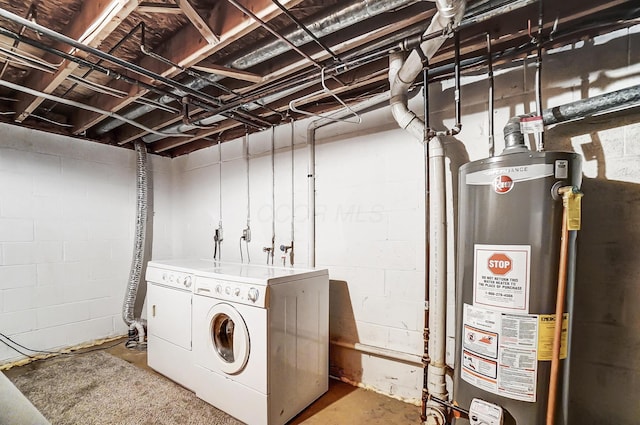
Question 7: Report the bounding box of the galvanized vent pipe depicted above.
[541,84,640,125]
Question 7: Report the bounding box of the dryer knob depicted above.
[248,288,259,302]
[184,276,192,288]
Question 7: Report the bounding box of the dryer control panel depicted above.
[146,266,194,291]
[194,276,268,308]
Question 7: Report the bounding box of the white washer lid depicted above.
[197,263,327,285]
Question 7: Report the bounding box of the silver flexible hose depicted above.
[123,141,148,344]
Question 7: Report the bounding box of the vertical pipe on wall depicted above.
[487,32,495,157]
[535,0,544,151]
[271,126,276,264]
[307,125,316,268]
[214,139,223,260]
[421,65,431,423]
[389,2,466,423]
[290,118,295,266]
[426,135,448,423]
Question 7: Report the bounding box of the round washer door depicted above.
[206,303,250,375]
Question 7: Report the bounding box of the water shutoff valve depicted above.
[469,399,503,425]
[242,227,251,242]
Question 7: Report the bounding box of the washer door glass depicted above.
[208,303,250,374]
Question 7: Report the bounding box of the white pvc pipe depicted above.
[427,136,447,400]
[388,2,465,424]
[330,340,423,366]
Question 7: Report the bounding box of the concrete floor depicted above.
[105,341,422,425]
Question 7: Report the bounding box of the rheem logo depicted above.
[493,175,514,194]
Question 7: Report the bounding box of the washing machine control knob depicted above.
[234,288,241,297]
[215,284,222,294]
[183,276,192,288]
[248,288,259,302]
[225,286,231,295]
[162,273,167,282]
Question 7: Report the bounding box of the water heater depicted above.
[453,145,581,424]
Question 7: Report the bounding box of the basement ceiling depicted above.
[0,0,637,157]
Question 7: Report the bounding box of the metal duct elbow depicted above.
[122,141,148,345]
[389,0,466,142]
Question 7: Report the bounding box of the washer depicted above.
[146,259,215,391]
[192,264,329,425]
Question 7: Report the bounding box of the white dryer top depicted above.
[147,258,218,273]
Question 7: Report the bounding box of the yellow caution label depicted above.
[562,188,583,231]
[537,313,569,360]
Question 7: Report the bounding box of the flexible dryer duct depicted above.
[123,141,148,347]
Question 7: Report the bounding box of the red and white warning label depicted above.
[461,304,538,403]
[473,244,531,313]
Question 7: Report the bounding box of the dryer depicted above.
[192,264,329,425]
[146,259,216,391]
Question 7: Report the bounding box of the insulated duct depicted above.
[123,141,148,348]
[95,0,418,135]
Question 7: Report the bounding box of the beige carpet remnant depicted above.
[9,351,243,425]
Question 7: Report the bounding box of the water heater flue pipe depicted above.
[389,2,466,424]
[389,2,465,141]
[122,141,148,349]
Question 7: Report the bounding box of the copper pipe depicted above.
[546,188,571,425]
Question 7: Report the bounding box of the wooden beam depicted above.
[137,2,182,14]
[72,0,305,134]
[111,9,431,146]
[175,0,219,44]
[192,64,262,83]
[14,0,141,123]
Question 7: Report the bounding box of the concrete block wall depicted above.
[0,22,637,423]
[0,126,172,363]
[171,112,427,401]
[431,26,640,424]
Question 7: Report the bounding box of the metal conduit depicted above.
[94,0,417,134]
[0,24,265,130]
[270,0,341,62]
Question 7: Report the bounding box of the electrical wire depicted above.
[0,332,124,360]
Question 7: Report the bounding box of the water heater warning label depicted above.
[473,244,531,313]
[461,304,538,403]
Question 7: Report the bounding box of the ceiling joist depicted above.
[71,0,305,134]
[13,0,142,123]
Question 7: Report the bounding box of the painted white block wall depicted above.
[0,23,637,424]
[171,111,428,401]
[0,127,172,363]
[170,24,640,418]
